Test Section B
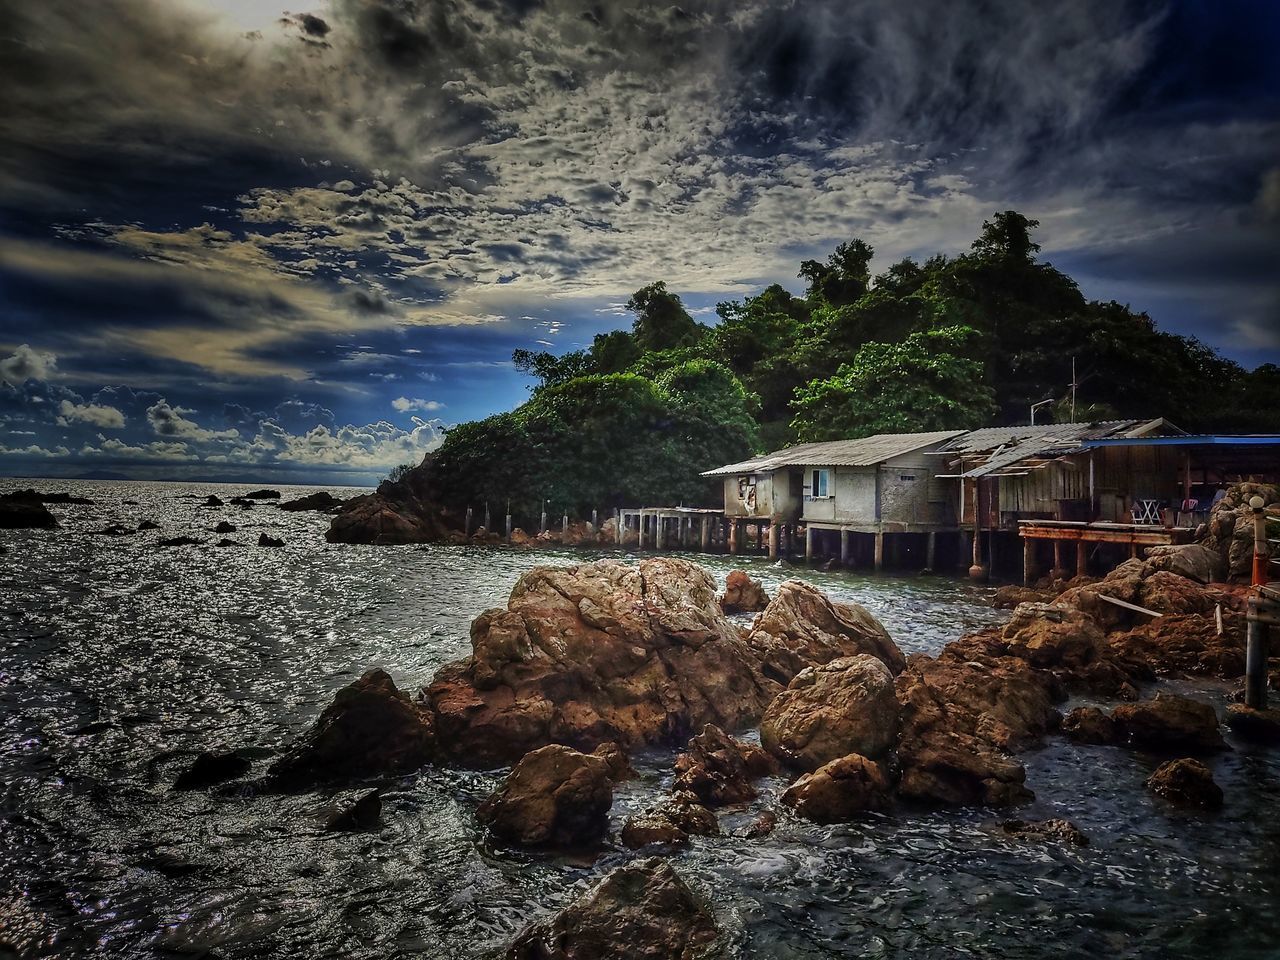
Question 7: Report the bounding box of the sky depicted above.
[1,0,1277,485]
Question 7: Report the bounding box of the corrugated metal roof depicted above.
[701,430,964,476]
[935,420,1160,454]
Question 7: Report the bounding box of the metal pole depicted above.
[1252,495,1270,586]
[1245,496,1270,709]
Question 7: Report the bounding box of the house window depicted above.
[899,474,916,482]
[810,468,830,498]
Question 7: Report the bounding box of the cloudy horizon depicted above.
[1,0,1277,485]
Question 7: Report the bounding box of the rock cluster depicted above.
[672,723,775,806]
[0,493,59,529]
[280,491,347,512]
[1199,482,1279,580]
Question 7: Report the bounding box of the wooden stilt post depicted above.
[841,529,851,566]
[1245,496,1271,709]
[805,525,813,562]
[655,513,666,551]
[768,522,779,560]
[1076,540,1088,577]
[701,516,710,553]
[926,531,936,571]
[729,519,739,555]
[1023,534,1035,586]
[874,530,885,572]
[1052,540,1064,578]
[968,480,985,580]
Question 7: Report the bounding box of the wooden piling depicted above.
[701,516,711,552]
[729,519,739,555]
[840,529,851,566]
[874,531,884,572]
[768,522,779,559]
[465,506,473,537]
[1076,541,1088,577]
[926,531,937,571]
[805,525,813,562]
[1023,535,1035,586]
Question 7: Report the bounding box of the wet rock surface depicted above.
[326,460,456,544]
[719,570,769,613]
[324,789,382,832]
[0,496,58,529]
[761,655,899,771]
[279,491,346,512]
[265,669,436,790]
[781,753,892,823]
[424,558,781,766]
[1111,693,1226,753]
[1061,706,1119,745]
[672,723,776,806]
[477,745,613,849]
[1145,757,1223,808]
[747,579,906,682]
[1001,818,1089,846]
[507,858,719,960]
[172,750,251,790]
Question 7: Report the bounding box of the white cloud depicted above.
[145,400,239,442]
[392,396,445,413]
[56,399,126,429]
[0,344,56,385]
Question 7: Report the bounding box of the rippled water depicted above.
[2,479,1278,959]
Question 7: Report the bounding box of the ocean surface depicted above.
[2,479,1278,959]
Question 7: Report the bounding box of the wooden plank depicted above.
[1097,593,1163,618]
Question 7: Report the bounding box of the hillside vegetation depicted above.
[428,212,1279,522]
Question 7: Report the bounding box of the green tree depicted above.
[627,281,701,353]
[791,326,997,441]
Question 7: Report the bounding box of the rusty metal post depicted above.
[1245,497,1271,708]
[1253,495,1270,586]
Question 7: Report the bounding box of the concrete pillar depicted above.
[1052,540,1065,578]
[562,513,569,538]
[1129,539,1138,559]
[768,522,779,560]
[805,525,813,562]
[655,514,665,551]
[616,510,623,546]
[969,527,985,580]
[729,519,739,555]
[874,531,885,572]
[700,516,711,552]
[1076,540,1088,578]
[926,531,937,571]
[540,505,548,534]
[840,529,851,566]
[505,513,512,542]
[484,503,491,532]
[1023,535,1036,586]
[465,506,473,537]
[592,508,598,530]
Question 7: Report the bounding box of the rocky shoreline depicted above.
[166,538,1276,958]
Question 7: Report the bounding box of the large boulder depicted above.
[425,558,782,766]
[893,645,1060,807]
[265,669,436,789]
[1145,757,1223,808]
[507,859,719,960]
[672,724,776,806]
[719,570,769,613]
[0,496,58,529]
[1144,543,1224,584]
[326,458,457,544]
[1111,693,1226,753]
[1061,706,1119,745]
[992,585,1053,609]
[747,580,905,685]
[280,491,346,512]
[477,745,612,849]
[781,753,891,823]
[760,655,899,771]
[998,603,1148,697]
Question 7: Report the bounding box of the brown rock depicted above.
[1199,482,1279,580]
[672,724,776,806]
[1061,706,1119,745]
[739,810,777,839]
[1144,543,1224,584]
[896,729,1032,807]
[621,792,718,849]
[1110,612,1246,679]
[1002,603,1108,670]
[1145,757,1223,808]
[992,585,1053,609]
[509,527,533,546]
[719,570,770,613]
[781,753,891,823]
[590,741,635,781]
[761,655,899,771]
[1001,818,1089,846]
[324,789,382,832]
[477,745,612,849]
[1112,693,1226,753]
[747,580,905,684]
[1225,703,1280,743]
[425,558,782,766]
[265,669,436,789]
[621,812,689,848]
[280,491,345,512]
[507,858,718,960]
[326,493,449,544]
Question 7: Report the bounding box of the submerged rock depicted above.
[719,570,769,613]
[1061,706,1119,745]
[0,498,58,529]
[265,669,436,789]
[621,811,690,849]
[215,521,237,534]
[137,519,161,531]
[257,533,284,547]
[1111,693,1226,753]
[747,580,906,683]
[201,495,224,507]
[1225,703,1280,743]
[173,750,251,790]
[761,655,899,771]
[425,558,781,766]
[477,744,612,849]
[157,536,202,547]
[1145,757,1223,808]
[280,491,346,512]
[1001,818,1089,846]
[0,488,92,505]
[781,753,891,823]
[324,789,382,831]
[507,858,718,960]
[672,723,776,806]
[243,489,281,500]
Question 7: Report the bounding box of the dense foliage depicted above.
[427,212,1276,521]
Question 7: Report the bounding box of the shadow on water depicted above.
[1,479,1278,959]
